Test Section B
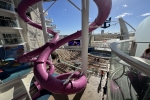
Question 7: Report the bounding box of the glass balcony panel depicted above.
[109,52,138,100]
[46,24,56,29]
[54,30,60,33]
[0,0,14,11]
[109,41,150,100]
[117,41,132,55]
[0,18,18,27]
[1,38,23,45]
[45,18,53,22]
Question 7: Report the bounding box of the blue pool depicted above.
[90,51,111,57]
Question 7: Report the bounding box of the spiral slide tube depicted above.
[17,0,112,95]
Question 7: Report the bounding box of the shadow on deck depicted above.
[48,76,107,100]
[50,88,86,100]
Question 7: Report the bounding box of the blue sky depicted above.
[43,0,150,35]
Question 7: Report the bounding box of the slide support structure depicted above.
[81,0,89,77]
[38,1,48,43]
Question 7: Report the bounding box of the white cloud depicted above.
[115,13,132,18]
[63,9,67,11]
[89,17,92,20]
[123,4,128,7]
[141,13,150,16]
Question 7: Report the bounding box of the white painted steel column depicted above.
[38,1,52,60]
[38,1,48,43]
[81,0,89,77]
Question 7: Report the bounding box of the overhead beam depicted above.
[68,0,81,11]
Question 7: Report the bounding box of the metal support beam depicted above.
[81,0,89,77]
[43,1,56,14]
[68,0,81,11]
[124,20,136,31]
[38,1,48,43]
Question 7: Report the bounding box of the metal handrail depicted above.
[110,41,150,77]
[63,63,82,85]
[135,42,150,43]
[60,60,92,73]
[117,39,135,43]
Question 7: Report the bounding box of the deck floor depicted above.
[48,76,107,100]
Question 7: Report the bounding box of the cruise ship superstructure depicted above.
[0,0,150,100]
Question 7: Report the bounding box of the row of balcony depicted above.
[44,8,60,33]
[0,33,24,46]
[45,18,53,23]
[0,0,60,33]
[46,23,57,29]
[108,38,150,100]
[0,38,23,46]
[0,15,18,27]
[53,30,60,33]
[0,0,14,11]
[45,20,60,33]
[0,18,17,27]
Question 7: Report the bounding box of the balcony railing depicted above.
[91,41,111,48]
[1,38,23,45]
[0,17,18,27]
[46,24,56,29]
[53,30,60,33]
[45,18,53,23]
[108,39,150,100]
[117,40,133,55]
[0,0,14,11]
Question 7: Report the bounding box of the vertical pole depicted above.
[38,1,48,43]
[81,0,89,77]
[38,2,52,60]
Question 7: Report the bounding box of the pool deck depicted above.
[48,49,110,100]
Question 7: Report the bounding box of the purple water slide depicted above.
[17,0,112,94]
